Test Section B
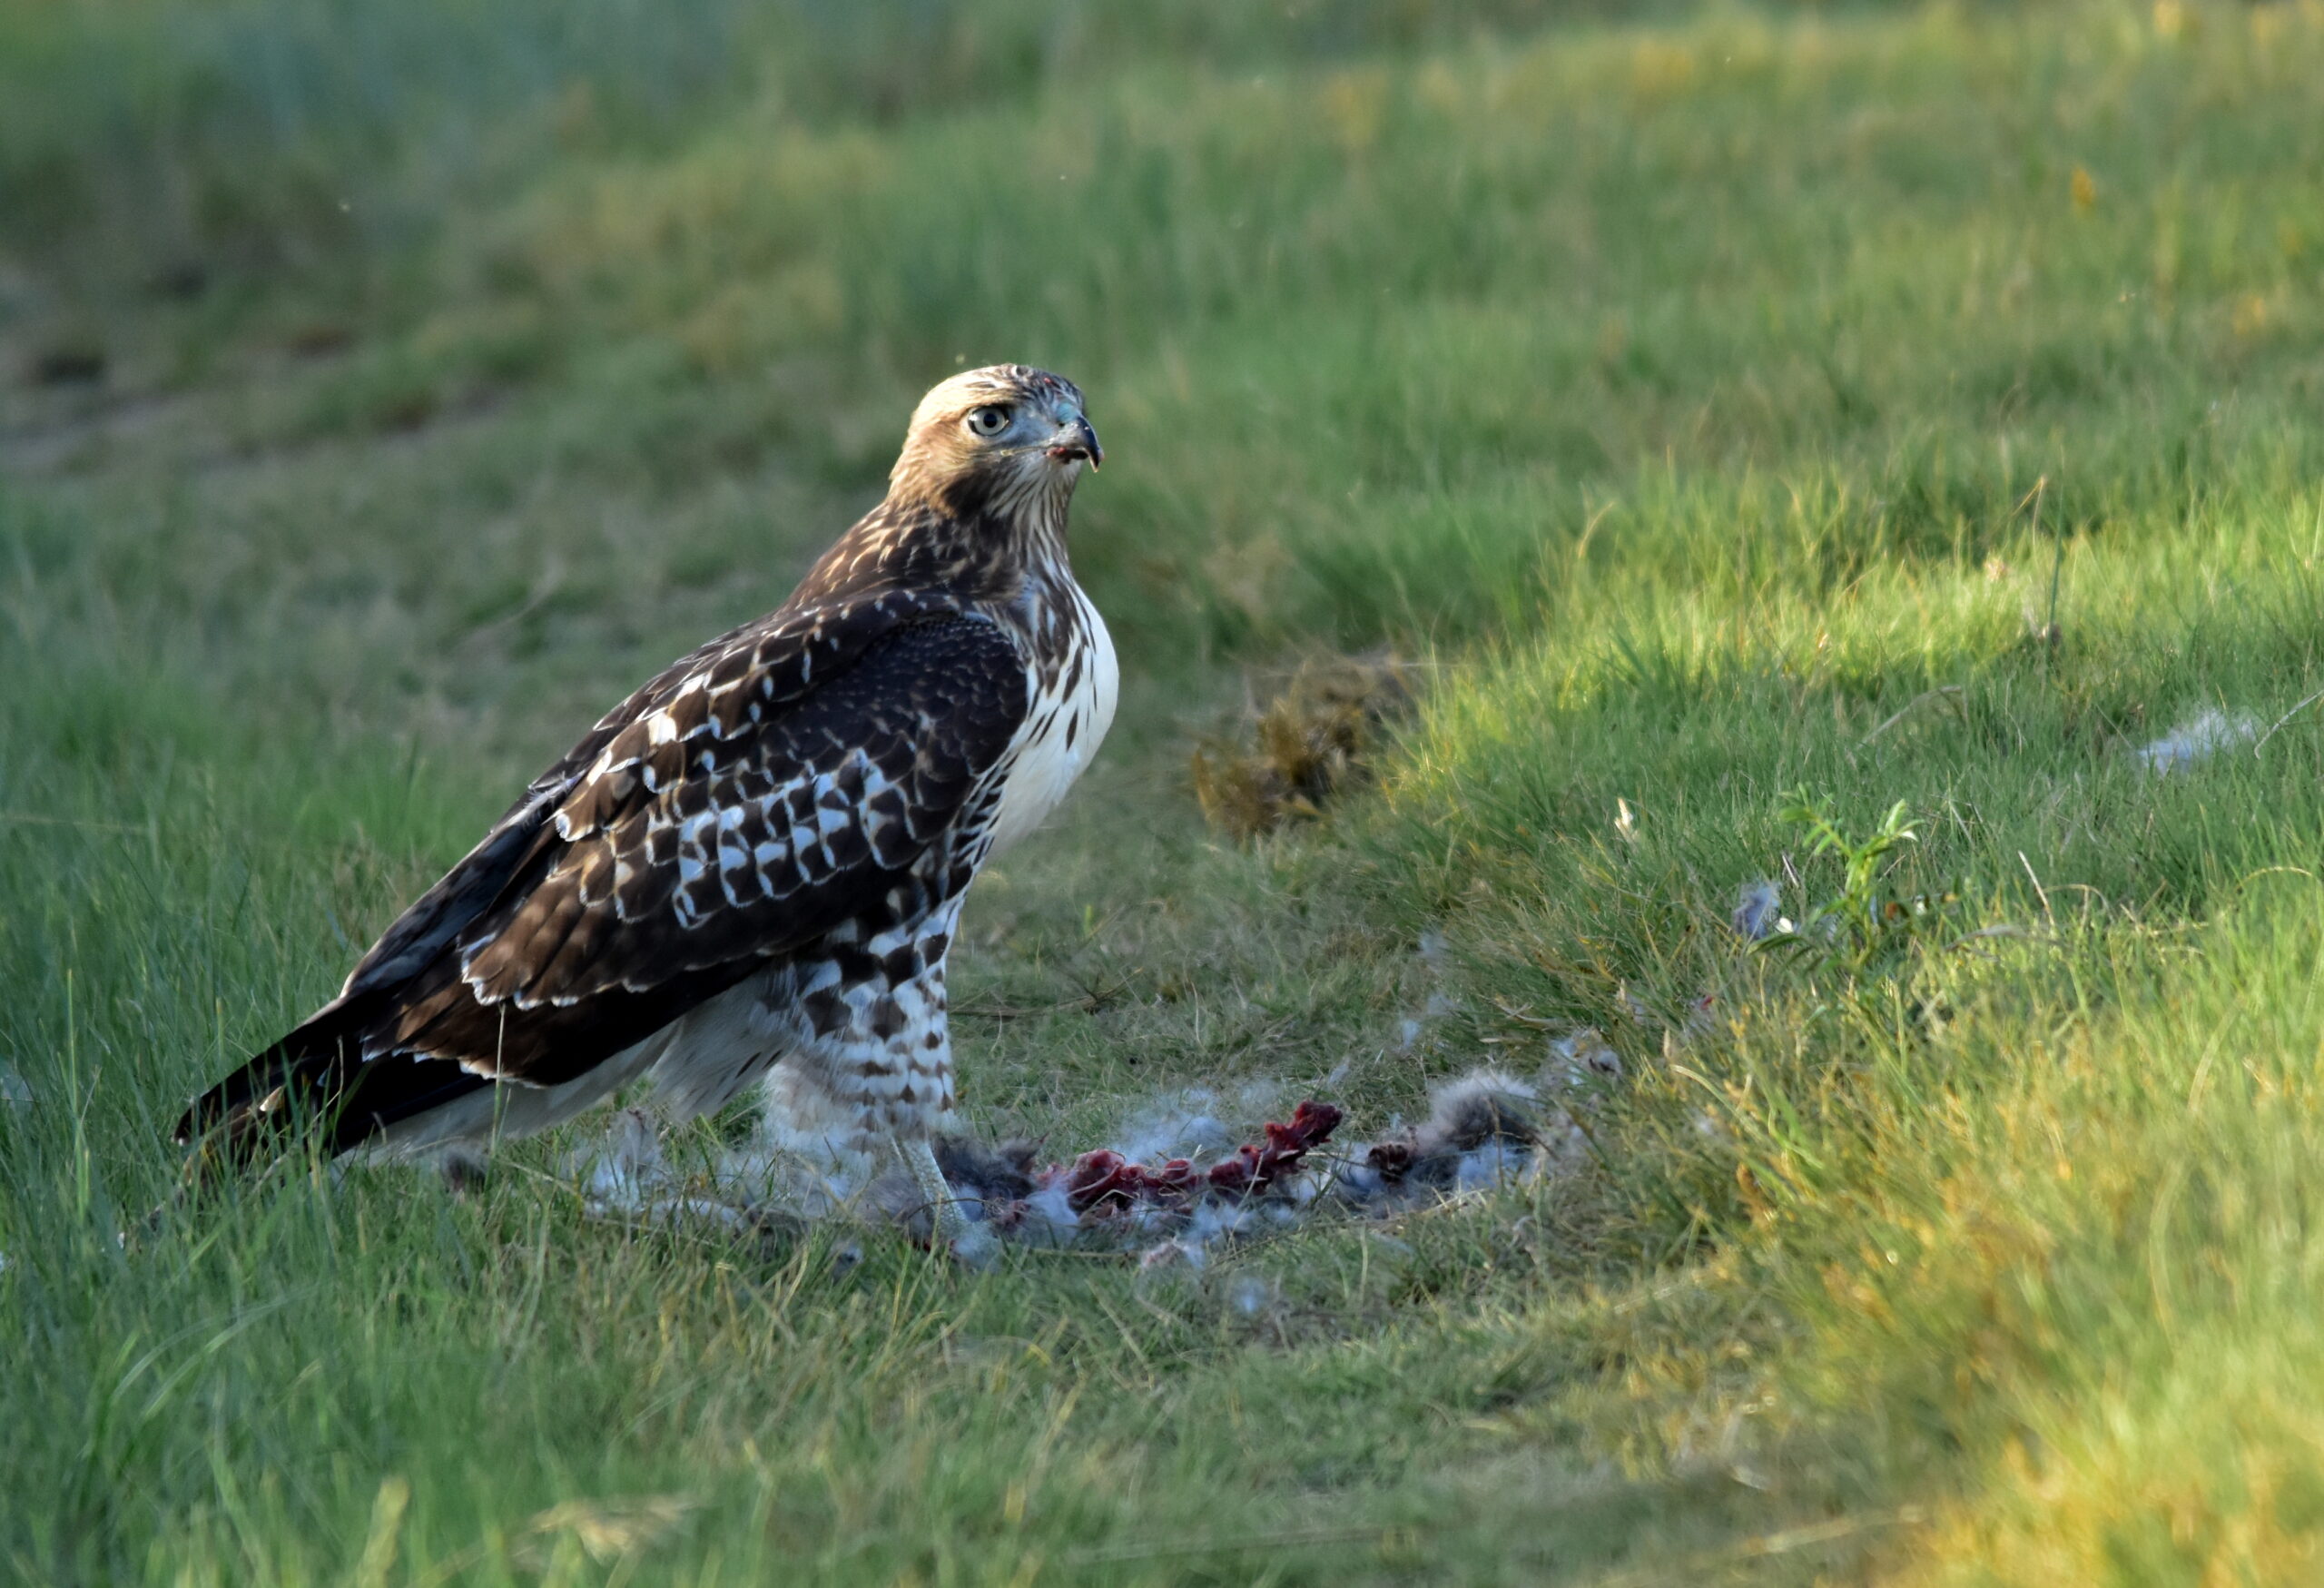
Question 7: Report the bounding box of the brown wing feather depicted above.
[331,587,961,1000]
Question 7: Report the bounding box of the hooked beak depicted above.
[1047,414,1102,469]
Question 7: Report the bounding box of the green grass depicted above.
[8,0,2324,1581]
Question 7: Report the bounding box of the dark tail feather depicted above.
[173,998,373,1169]
[174,996,486,1169]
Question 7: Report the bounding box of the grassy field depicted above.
[8,0,2324,1581]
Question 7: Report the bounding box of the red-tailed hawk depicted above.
[176,366,1116,1259]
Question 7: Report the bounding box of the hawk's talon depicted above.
[902,1137,996,1267]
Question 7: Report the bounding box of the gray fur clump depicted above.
[1332,1071,1571,1208]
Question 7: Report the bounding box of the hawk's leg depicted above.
[901,1136,998,1267]
[772,907,995,1262]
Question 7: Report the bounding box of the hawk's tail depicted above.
[173,996,483,1170]
[172,997,371,1170]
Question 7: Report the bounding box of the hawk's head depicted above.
[891,365,1101,514]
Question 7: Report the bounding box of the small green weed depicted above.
[1762,792,1954,981]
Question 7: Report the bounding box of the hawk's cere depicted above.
[176,366,1117,1258]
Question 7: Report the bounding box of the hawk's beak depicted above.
[1048,415,1102,469]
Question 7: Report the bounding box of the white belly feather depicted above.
[984,587,1118,857]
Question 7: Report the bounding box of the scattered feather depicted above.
[2136,709,2258,774]
[1226,1274,1276,1317]
[1108,1080,1283,1165]
[1731,879,1787,941]
[1548,1029,1622,1088]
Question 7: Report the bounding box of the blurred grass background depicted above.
[7,0,2324,1582]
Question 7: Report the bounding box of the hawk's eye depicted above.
[965,405,1011,439]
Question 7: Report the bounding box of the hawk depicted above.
[176,365,1115,1258]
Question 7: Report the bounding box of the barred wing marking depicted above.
[339,589,967,1002]
[379,613,1028,1078]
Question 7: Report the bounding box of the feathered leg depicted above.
[768,911,995,1262]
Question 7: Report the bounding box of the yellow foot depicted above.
[902,1138,999,1269]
